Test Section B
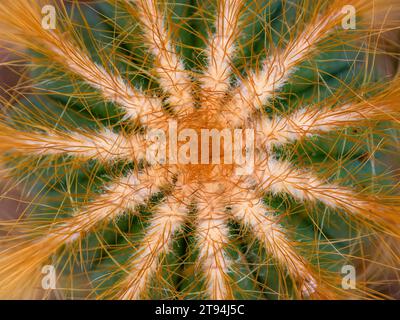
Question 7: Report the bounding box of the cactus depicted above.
[0,0,399,299]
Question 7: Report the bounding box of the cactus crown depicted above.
[0,0,399,299]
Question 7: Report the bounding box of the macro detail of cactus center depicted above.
[0,0,399,300]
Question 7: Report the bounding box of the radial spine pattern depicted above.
[0,0,399,299]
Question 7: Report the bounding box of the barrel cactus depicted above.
[0,0,399,299]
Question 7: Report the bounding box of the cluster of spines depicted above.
[0,0,398,300]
